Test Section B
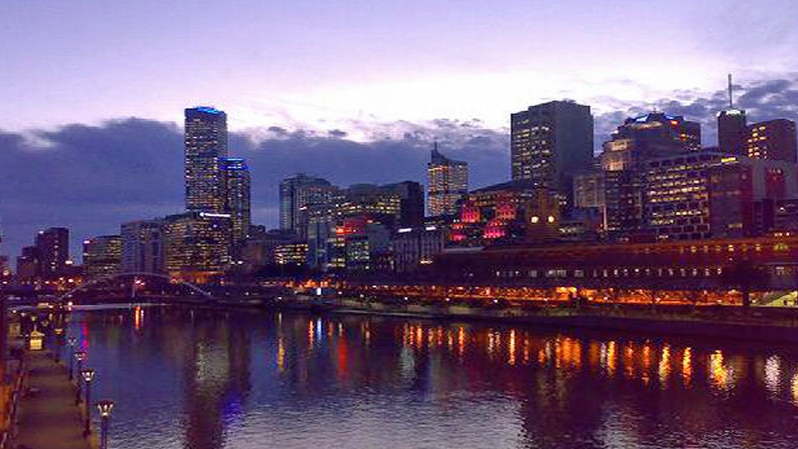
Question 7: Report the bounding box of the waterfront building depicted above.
[323,217,391,272]
[163,212,231,283]
[82,235,122,279]
[220,157,252,247]
[35,227,69,279]
[240,229,299,272]
[435,234,798,293]
[427,144,468,217]
[393,225,445,272]
[380,181,424,228]
[746,119,797,163]
[185,106,228,213]
[510,101,593,203]
[121,219,165,274]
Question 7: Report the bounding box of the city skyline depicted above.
[3,85,798,263]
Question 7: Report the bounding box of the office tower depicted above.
[427,143,468,217]
[16,246,40,285]
[220,157,251,246]
[511,101,594,200]
[746,119,798,163]
[279,174,337,238]
[381,181,424,227]
[185,106,228,213]
[82,235,122,279]
[35,227,69,278]
[600,113,702,171]
[717,75,747,155]
[163,211,231,282]
[121,219,165,274]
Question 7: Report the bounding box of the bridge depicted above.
[57,272,213,302]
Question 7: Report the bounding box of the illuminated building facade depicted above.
[121,219,165,274]
[185,106,228,213]
[427,144,468,217]
[82,235,122,279]
[36,227,69,278]
[746,119,797,163]
[279,174,337,238]
[16,246,40,286]
[449,180,537,247]
[274,243,309,266]
[436,235,798,292]
[220,157,251,247]
[323,217,391,272]
[164,212,231,282]
[511,101,593,202]
[393,225,446,272]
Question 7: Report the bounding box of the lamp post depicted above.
[74,351,86,405]
[81,369,95,436]
[54,328,64,363]
[97,400,114,449]
[67,337,77,380]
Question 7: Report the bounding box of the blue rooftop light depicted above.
[195,106,223,115]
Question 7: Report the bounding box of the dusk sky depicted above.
[4,0,798,260]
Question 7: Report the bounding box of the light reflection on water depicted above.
[71,307,798,449]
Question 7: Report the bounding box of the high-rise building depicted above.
[163,212,231,283]
[427,144,468,217]
[36,227,69,278]
[746,119,797,163]
[185,106,228,213]
[82,235,122,279]
[121,219,165,274]
[220,157,251,246]
[279,174,336,237]
[511,101,594,201]
[16,246,40,285]
[717,75,748,156]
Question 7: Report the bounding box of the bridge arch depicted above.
[57,272,212,302]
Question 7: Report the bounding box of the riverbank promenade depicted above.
[15,350,91,449]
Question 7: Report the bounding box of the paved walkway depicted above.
[14,351,91,449]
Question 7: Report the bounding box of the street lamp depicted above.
[81,369,96,436]
[97,400,114,449]
[67,337,77,380]
[53,328,64,363]
[74,351,87,405]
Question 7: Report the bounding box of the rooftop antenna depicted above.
[728,73,734,109]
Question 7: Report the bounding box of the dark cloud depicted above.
[3,76,798,264]
[0,118,508,262]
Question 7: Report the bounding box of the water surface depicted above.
[68,307,798,448]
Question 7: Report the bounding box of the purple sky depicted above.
[3,0,798,261]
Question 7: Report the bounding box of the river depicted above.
[67,306,798,449]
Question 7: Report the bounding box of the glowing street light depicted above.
[97,400,115,449]
[81,369,96,436]
[53,328,64,363]
[67,337,77,380]
[74,351,87,405]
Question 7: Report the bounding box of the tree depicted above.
[721,260,769,309]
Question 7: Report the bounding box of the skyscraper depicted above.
[82,235,122,279]
[185,106,228,213]
[121,219,165,274]
[36,227,69,278]
[220,157,251,246]
[163,211,231,283]
[717,75,748,155]
[510,101,594,200]
[746,119,797,163]
[279,174,336,237]
[427,143,468,217]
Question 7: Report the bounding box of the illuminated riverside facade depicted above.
[185,107,228,214]
[427,144,468,217]
[82,235,122,279]
[121,219,165,274]
[163,212,231,282]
